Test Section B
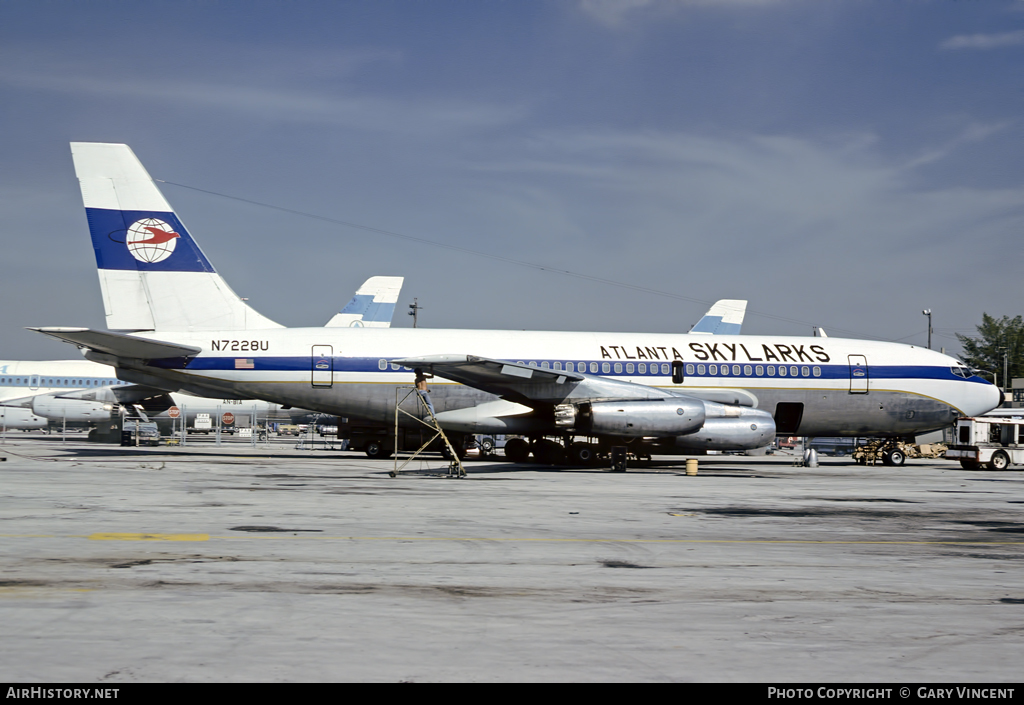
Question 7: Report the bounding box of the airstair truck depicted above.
[946,416,1024,470]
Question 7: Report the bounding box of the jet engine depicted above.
[32,396,115,423]
[674,401,776,450]
[572,399,706,437]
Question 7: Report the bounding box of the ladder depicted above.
[391,386,465,478]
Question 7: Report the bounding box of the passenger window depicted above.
[626,363,634,374]
[378,359,387,370]
[790,366,799,377]
[813,366,821,377]
[709,364,718,375]
[801,366,810,377]
[698,364,706,375]
[602,362,610,373]
[756,365,764,376]
[554,361,562,371]
[778,366,787,377]
[686,364,695,375]
[661,363,670,375]
[639,363,647,374]
[541,361,550,369]
[590,362,599,373]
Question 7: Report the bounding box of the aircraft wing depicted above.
[394,354,757,407]
[690,299,746,334]
[27,327,202,360]
[325,276,404,328]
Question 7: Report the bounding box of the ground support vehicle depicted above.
[501,435,655,467]
[946,416,1024,470]
[808,437,857,457]
[853,439,947,467]
[339,418,470,460]
[120,421,160,447]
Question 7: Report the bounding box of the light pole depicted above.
[922,309,932,350]
[408,298,423,328]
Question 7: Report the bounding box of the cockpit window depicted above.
[950,366,972,378]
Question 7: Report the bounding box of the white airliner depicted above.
[1,275,403,429]
[31,143,1001,465]
[5,277,733,433]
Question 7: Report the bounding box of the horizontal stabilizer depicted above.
[27,327,201,360]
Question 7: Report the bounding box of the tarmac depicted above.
[0,433,1022,683]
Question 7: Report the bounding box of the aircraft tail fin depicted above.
[325,276,404,328]
[690,299,747,335]
[70,142,282,332]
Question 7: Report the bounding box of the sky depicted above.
[1,0,1023,359]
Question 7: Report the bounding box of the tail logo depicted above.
[126,218,180,263]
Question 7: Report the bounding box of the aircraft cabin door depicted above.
[848,354,868,394]
[311,345,334,388]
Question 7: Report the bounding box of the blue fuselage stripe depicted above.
[148,356,988,385]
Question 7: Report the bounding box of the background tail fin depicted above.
[71,142,281,332]
[325,276,404,328]
[689,299,747,335]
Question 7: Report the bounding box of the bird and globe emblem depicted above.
[125,218,180,263]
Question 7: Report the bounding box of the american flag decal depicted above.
[235,359,255,369]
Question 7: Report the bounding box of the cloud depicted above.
[0,69,529,137]
[578,0,784,27]
[901,121,1013,169]
[941,30,1024,50]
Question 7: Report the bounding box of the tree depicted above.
[956,314,1024,390]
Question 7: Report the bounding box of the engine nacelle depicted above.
[0,406,48,430]
[674,406,776,451]
[32,397,115,423]
[576,399,706,438]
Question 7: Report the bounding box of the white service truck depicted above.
[946,416,1024,470]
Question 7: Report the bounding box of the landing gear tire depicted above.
[365,441,393,460]
[480,437,495,456]
[534,439,566,465]
[988,450,1010,471]
[569,442,597,466]
[504,438,530,463]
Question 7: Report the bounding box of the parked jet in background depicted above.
[32,143,1001,464]
[0,405,48,431]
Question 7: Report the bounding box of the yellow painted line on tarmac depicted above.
[207,535,1024,546]
[87,533,209,541]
